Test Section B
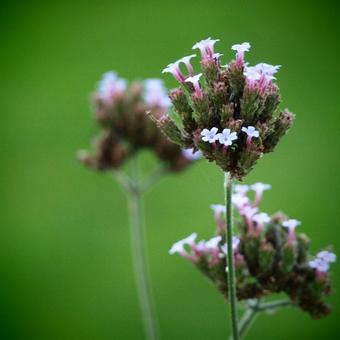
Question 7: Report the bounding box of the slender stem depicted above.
[238,300,260,339]
[224,172,239,340]
[256,299,293,311]
[126,157,160,340]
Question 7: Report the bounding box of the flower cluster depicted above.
[78,71,200,172]
[157,38,295,179]
[169,183,335,318]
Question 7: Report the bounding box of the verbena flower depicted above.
[78,71,199,172]
[155,38,295,179]
[169,182,335,318]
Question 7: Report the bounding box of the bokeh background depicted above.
[1,0,339,339]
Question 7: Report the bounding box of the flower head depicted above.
[216,129,238,147]
[232,42,251,54]
[201,127,219,143]
[232,194,250,209]
[240,205,258,219]
[244,66,261,81]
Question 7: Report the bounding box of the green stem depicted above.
[224,172,239,340]
[126,157,160,340]
[256,299,293,311]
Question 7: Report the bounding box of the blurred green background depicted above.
[1,0,339,339]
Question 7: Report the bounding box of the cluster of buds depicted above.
[157,38,295,179]
[169,183,336,318]
[78,71,201,172]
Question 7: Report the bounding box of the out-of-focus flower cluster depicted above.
[169,183,336,318]
[78,71,201,172]
[157,38,295,179]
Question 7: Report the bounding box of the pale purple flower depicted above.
[253,212,270,233]
[144,79,171,109]
[216,129,238,147]
[309,251,336,273]
[232,42,251,67]
[169,233,197,255]
[240,205,258,233]
[210,204,226,215]
[179,54,196,76]
[185,73,203,98]
[243,66,261,82]
[242,126,259,147]
[182,148,202,161]
[309,258,330,272]
[282,219,301,243]
[317,251,337,263]
[201,127,219,143]
[192,37,220,61]
[162,61,185,82]
[251,182,272,206]
[232,194,250,209]
[205,236,222,249]
[221,236,240,255]
[255,63,281,76]
[234,184,250,196]
[98,71,127,102]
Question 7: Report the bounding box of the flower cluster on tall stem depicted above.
[169,181,336,320]
[156,38,295,179]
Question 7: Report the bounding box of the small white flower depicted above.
[216,129,238,146]
[243,66,261,81]
[309,258,330,272]
[98,71,127,100]
[162,61,184,82]
[182,148,202,160]
[316,251,336,263]
[251,182,272,194]
[234,184,249,195]
[232,194,249,208]
[205,236,222,249]
[144,78,171,108]
[221,236,240,255]
[179,54,196,65]
[185,73,202,86]
[252,212,270,225]
[169,233,197,255]
[192,37,220,59]
[210,204,226,215]
[195,240,207,252]
[201,127,219,143]
[213,53,223,59]
[282,219,301,232]
[231,42,251,53]
[255,63,281,76]
[240,205,258,219]
[241,126,260,138]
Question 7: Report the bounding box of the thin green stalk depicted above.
[224,172,239,340]
[126,157,160,340]
[257,299,293,311]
